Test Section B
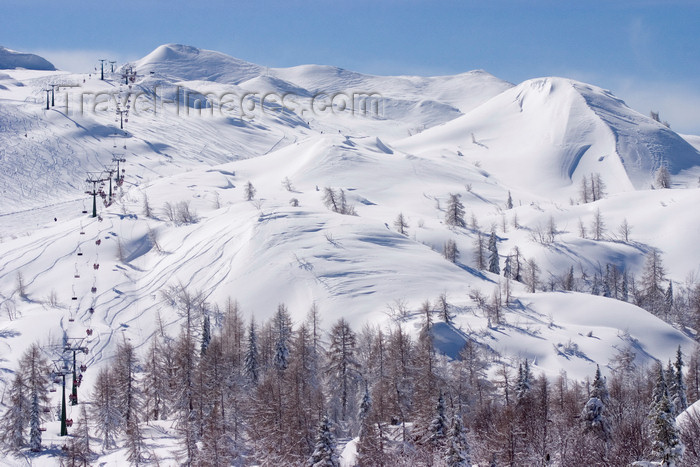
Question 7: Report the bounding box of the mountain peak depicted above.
[132,43,262,84]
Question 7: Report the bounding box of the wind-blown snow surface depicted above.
[0,44,699,461]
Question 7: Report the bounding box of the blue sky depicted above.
[3,0,699,133]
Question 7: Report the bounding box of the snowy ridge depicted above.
[0,46,56,71]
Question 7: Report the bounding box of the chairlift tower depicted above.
[109,60,116,73]
[112,155,126,195]
[85,172,106,218]
[44,88,50,110]
[51,359,71,436]
[121,65,137,85]
[98,59,106,80]
[64,337,88,407]
[115,95,130,130]
[49,84,58,107]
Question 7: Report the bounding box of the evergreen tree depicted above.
[273,304,293,371]
[474,233,486,270]
[665,281,674,317]
[506,191,513,210]
[512,247,523,282]
[603,265,612,297]
[581,365,611,441]
[591,273,601,296]
[427,393,448,452]
[621,271,629,302]
[394,213,409,235]
[515,361,532,401]
[445,415,471,467]
[672,346,688,413]
[651,394,684,466]
[503,255,512,280]
[307,415,339,467]
[244,317,259,384]
[652,363,670,409]
[201,315,211,355]
[563,265,575,291]
[488,231,500,274]
[445,194,466,228]
[245,180,256,201]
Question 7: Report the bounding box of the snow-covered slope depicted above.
[1,44,699,400]
[0,46,55,71]
[394,77,700,199]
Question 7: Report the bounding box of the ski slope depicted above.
[1,44,699,416]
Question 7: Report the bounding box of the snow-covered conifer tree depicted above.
[488,231,499,274]
[244,317,259,384]
[307,415,339,467]
[581,365,611,441]
[445,193,466,228]
[445,415,471,467]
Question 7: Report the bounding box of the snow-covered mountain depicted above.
[0,46,56,71]
[1,43,699,404]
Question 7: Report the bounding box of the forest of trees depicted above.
[3,285,700,466]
